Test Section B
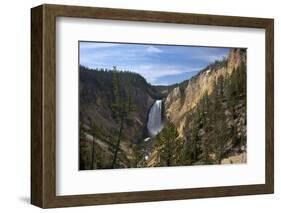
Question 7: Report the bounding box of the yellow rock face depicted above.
[164,49,246,137]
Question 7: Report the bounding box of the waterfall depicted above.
[147,100,163,136]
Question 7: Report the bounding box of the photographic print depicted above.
[79,42,247,170]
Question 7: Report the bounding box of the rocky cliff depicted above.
[80,48,247,169]
[79,66,176,169]
[157,48,247,165]
[165,49,246,137]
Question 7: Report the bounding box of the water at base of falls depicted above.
[147,100,163,136]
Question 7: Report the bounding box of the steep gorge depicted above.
[79,67,176,169]
[79,48,247,169]
[165,49,246,137]
[159,48,247,165]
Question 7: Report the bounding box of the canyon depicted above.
[79,48,247,169]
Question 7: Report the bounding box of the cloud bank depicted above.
[79,42,230,85]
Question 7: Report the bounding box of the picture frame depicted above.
[31,4,274,208]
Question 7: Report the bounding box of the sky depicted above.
[79,42,230,85]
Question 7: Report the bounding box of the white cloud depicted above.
[131,64,201,84]
[146,46,162,53]
[79,42,225,84]
[190,49,229,63]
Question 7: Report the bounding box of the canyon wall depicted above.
[165,49,246,137]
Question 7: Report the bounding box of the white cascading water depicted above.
[147,100,163,136]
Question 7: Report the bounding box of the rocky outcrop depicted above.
[165,49,246,137]
[221,151,247,164]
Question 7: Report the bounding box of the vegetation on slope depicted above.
[150,59,246,166]
[79,48,247,169]
[79,66,176,169]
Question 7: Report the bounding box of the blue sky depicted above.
[79,42,230,85]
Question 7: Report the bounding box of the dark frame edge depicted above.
[31,4,57,208]
[41,3,273,27]
[31,5,44,208]
[265,19,274,194]
[45,184,270,208]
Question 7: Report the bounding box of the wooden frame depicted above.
[31,4,274,208]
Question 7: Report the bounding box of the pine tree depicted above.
[111,68,135,168]
[88,117,99,169]
[154,119,183,167]
[111,71,121,120]
[212,75,229,163]
[200,92,214,164]
[190,120,200,162]
[184,111,200,165]
[79,121,87,170]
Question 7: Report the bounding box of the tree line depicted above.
[151,61,246,166]
[79,58,247,169]
[79,66,138,169]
